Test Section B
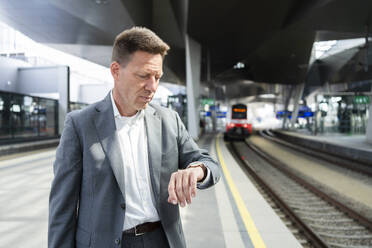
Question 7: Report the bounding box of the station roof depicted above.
[1,0,372,97]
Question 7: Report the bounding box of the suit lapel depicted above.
[94,93,125,199]
[144,105,162,207]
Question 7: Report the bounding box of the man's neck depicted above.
[112,90,137,117]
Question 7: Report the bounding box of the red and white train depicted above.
[224,103,252,141]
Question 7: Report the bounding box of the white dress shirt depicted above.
[110,91,160,231]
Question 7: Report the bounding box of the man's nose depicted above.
[145,76,158,92]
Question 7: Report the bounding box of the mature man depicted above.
[48,27,220,248]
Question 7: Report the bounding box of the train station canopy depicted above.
[1,0,372,96]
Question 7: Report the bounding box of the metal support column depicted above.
[290,83,305,129]
[185,34,201,140]
[282,86,294,129]
[367,93,372,144]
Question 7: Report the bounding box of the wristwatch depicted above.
[187,161,207,181]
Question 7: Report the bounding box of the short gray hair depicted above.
[111,26,170,66]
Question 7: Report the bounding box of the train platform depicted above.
[273,129,372,164]
[0,138,59,157]
[0,133,300,248]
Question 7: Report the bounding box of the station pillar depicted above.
[290,83,305,129]
[367,100,372,144]
[282,86,294,129]
[185,34,201,140]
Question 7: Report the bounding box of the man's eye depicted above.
[138,74,147,79]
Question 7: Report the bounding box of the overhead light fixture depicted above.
[233,62,245,69]
[93,0,109,5]
[259,94,276,99]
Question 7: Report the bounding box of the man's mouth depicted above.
[140,96,152,102]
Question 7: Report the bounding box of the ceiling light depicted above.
[233,62,245,69]
[259,94,276,99]
[93,0,109,5]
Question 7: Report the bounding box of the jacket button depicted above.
[120,203,126,210]
[115,238,120,245]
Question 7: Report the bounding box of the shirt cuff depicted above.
[197,166,211,188]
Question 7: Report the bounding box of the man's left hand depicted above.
[167,164,206,207]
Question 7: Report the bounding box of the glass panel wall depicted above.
[69,101,89,111]
[0,93,11,139]
[167,94,187,127]
[0,90,58,142]
[11,95,39,138]
[314,94,370,135]
[39,98,58,136]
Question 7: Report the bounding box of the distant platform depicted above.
[0,138,59,157]
[273,129,372,164]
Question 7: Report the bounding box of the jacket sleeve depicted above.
[175,112,221,189]
[48,113,83,248]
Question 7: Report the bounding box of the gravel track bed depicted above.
[287,167,372,223]
[233,141,372,248]
[253,135,372,222]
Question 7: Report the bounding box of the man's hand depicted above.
[167,164,206,207]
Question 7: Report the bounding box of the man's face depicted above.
[111,51,163,116]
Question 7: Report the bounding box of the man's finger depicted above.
[190,171,197,198]
[182,172,191,204]
[168,173,178,205]
[175,172,186,207]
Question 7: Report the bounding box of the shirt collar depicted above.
[110,90,121,118]
[110,90,144,125]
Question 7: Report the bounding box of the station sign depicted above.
[216,111,227,118]
[201,98,214,106]
[353,96,370,104]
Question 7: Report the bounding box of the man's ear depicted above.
[110,61,120,81]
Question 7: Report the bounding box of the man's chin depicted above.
[136,102,149,110]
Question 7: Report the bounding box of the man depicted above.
[48,27,220,248]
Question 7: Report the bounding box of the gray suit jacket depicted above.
[48,93,221,248]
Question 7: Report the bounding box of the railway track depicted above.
[228,140,372,248]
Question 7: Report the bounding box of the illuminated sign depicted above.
[353,96,370,104]
[233,108,246,112]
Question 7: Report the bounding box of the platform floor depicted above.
[0,134,300,248]
[0,149,55,247]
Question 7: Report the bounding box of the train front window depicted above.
[232,111,247,119]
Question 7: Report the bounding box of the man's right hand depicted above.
[167,166,205,207]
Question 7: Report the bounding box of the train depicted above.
[224,103,252,141]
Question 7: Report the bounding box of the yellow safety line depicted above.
[216,134,266,248]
